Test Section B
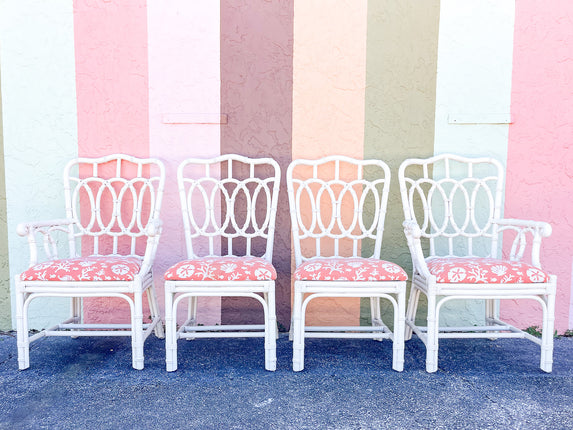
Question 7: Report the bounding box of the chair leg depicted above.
[405,284,421,341]
[485,299,495,323]
[15,290,30,370]
[264,287,277,371]
[425,293,439,373]
[185,296,198,341]
[71,297,82,322]
[146,283,164,339]
[132,292,145,370]
[392,290,406,372]
[165,290,177,372]
[540,292,555,373]
[371,297,383,342]
[292,284,305,372]
[70,297,82,338]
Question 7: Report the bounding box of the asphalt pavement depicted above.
[0,333,571,429]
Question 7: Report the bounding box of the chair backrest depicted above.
[287,156,391,266]
[398,153,504,258]
[64,154,165,257]
[178,155,281,262]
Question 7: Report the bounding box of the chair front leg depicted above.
[425,293,439,373]
[292,283,305,372]
[15,289,30,370]
[132,291,145,370]
[540,291,556,373]
[392,289,406,372]
[264,286,277,371]
[165,284,177,372]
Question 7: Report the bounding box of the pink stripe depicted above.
[74,0,149,158]
[74,0,150,322]
[503,0,573,332]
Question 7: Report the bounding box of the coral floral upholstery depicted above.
[294,257,407,282]
[165,256,276,281]
[426,257,551,284]
[20,256,143,282]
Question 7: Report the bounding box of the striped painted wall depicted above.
[0,0,572,333]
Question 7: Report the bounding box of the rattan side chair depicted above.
[164,154,280,371]
[287,155,407,372]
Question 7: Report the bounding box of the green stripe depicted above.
[361,0,440,327]
[0,64,11,329]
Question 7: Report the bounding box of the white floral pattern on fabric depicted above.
[164,256,277,281]
[294,257,407,282]
[20,256,142,282]
[426,257,551,284]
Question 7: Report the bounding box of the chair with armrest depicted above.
[398,153,556,372]
[15,154,165,370]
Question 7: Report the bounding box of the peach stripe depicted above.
[292,0,368,326]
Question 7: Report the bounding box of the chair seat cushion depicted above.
[164,256,277,281]
[294,257,407,282]
[426,257,551,284]
[20,256,143,282]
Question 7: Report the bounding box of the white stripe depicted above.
[434,0,515,164]
[0,0,78,329]
[432,0,516,327]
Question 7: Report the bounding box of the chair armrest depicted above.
[492,218,552,267]
[493,218,552,236]
[140,219,164,275]
[16,219,76,267]
[402,220,432,278]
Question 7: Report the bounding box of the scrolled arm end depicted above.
[145,218,163,237]
[16,223,30,237]
[540,222,552,237]
[403,219,422,239]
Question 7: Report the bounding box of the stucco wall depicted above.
[0,62,9,328]
[432,0,516,326]
[362,0,440,326]
[0,0,571,332]
[503,0,573,333]
[292,0,367,326]
[0,0,78,328]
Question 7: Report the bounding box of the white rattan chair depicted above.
[399,153,556,372]
[164,155,280,371]
[15,154,165,370]
[287,156,407,372]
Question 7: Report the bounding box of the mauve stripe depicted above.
[220,0,293,329]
